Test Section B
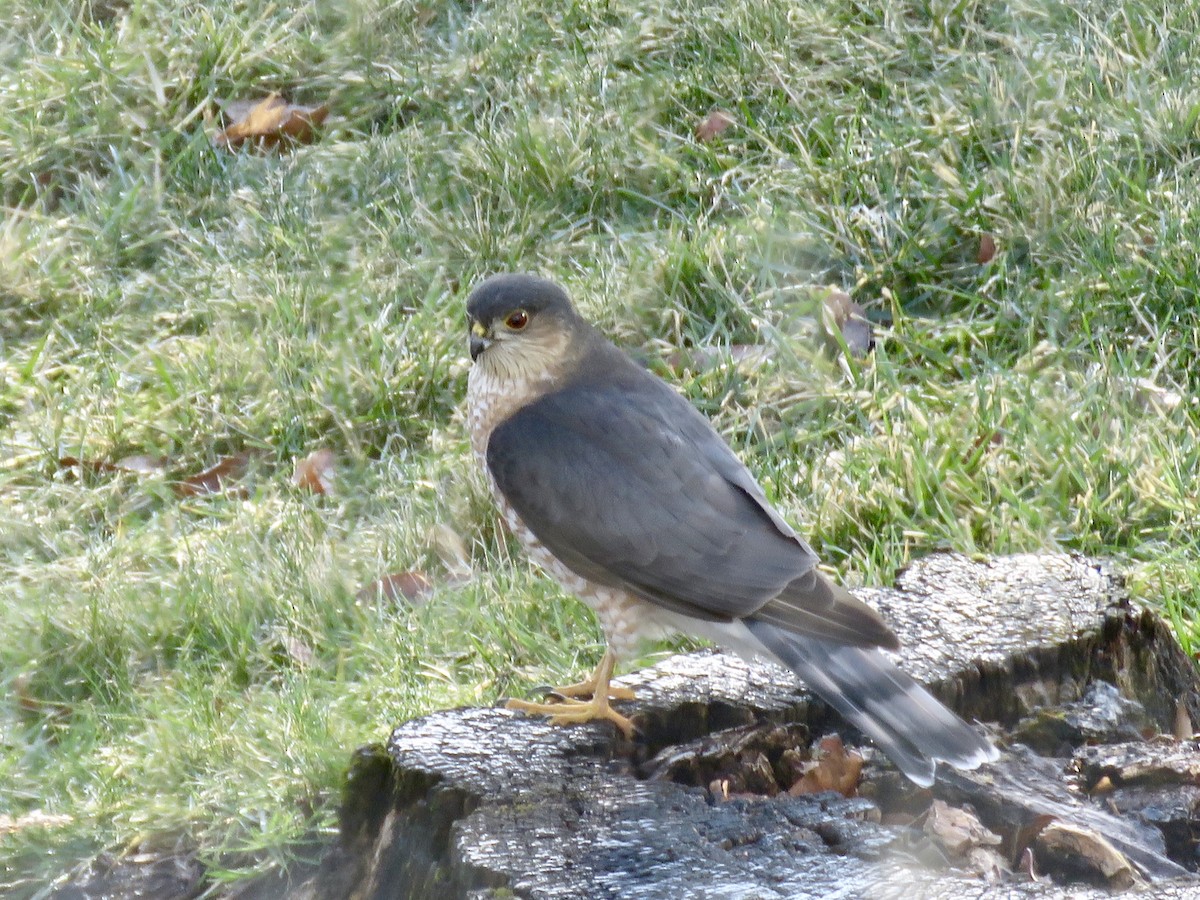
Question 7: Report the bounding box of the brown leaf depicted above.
[356,571,435,606]
[977,232,998,264]
[696,109,736,143]
[787,734,863,797]
[820,289,874,358]
[175,452,257,498]
[214,93,329,152]
[292,448,335,496]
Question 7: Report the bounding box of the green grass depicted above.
[3,0,1200,893]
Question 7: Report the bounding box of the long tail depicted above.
[745,618,997,786]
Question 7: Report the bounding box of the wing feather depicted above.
[486,365,893,651]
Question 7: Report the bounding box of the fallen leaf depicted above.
[214,93,329,152]
[175,452,258,498]
[356,571,435,606]
[820,289,874,358]
[977,232,998,264]
[787,734,863,797]
[696,109,735,143]
[292,448,335,495]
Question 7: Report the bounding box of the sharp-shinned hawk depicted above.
[465,273,996,786]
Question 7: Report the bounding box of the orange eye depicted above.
[505,309,529,330]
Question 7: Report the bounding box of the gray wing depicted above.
[486,373,897,648]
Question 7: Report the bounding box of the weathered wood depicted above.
[300,554,1200,899]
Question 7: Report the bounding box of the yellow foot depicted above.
[550,677,636,702]
[506,647,637,738]
[505,695,636,739]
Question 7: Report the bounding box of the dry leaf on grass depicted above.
[175,451,260,498]
[356,571,436,606]
[214,93,329,152]
[292,448,335,495]
[696,109,736,142]
[977,232,998,264]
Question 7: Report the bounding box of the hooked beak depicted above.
[469,321,492,361]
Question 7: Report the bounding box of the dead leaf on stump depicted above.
[214,93,329,152]
[292,448,335,496]
[787,734,863,797]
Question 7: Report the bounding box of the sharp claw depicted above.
[504,696,637,740]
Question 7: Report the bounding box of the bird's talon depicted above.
[505,695,637,740]
[608,683,636,701]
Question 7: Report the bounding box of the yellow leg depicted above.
[550,649,636,701]
[506,649,637,738]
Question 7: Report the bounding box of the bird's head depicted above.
[466,274,583,381]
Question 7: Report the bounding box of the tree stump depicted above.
[303,554,1200,899]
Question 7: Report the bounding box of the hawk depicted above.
[466,273,996,786]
